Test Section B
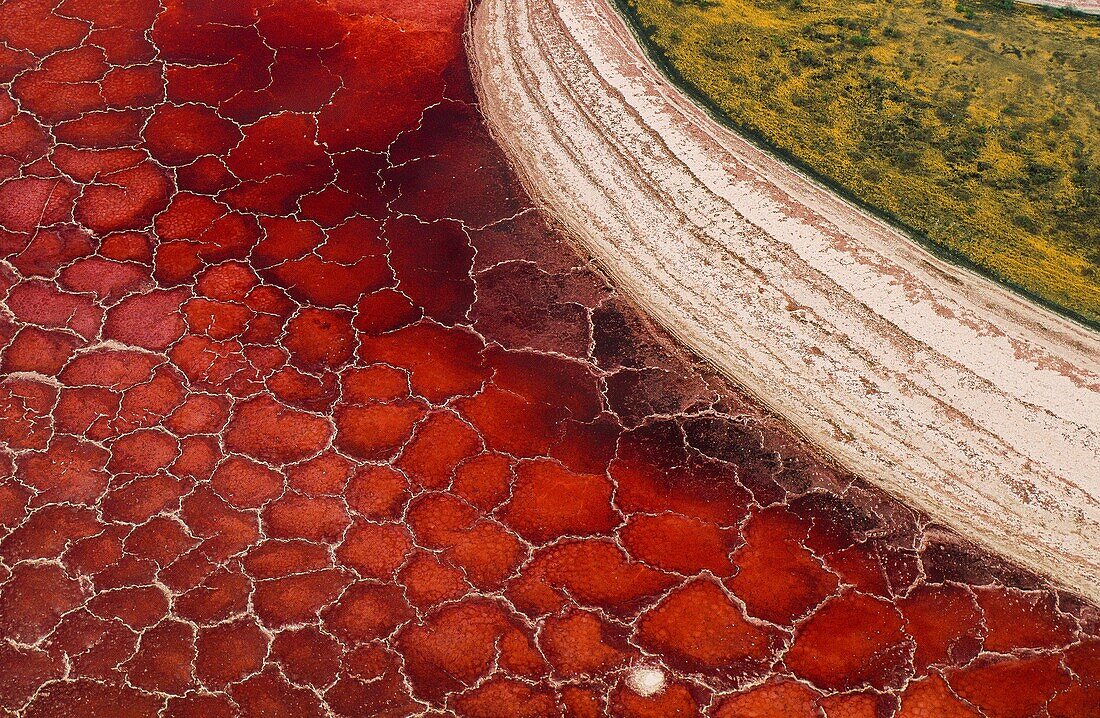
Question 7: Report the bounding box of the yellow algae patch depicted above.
[619,0,1100,325]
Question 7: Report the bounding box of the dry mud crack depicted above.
[470,0,1100,600]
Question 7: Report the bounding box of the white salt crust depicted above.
[626,666,667,697]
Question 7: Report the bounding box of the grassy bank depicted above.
[618,0,1100,326]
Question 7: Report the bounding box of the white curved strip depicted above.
[470,0,1100,599]
[1019,0,1100,13]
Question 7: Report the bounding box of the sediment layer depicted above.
[471,0,1100,600]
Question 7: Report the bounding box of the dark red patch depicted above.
[726,507,839,625]
[621,512,738,575]
[195,619,268,689]
[500,459,618,543]
[898,583,983,674]
[225,395,333,464]
[947,654,1072,718]
[636,579,783,686]
[785,590,911,692]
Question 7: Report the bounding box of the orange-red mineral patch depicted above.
[0,0,1096,715]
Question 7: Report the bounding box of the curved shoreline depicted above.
[1019,0,1100,13]
[612,0,1100,333]
[470,0,1100,599]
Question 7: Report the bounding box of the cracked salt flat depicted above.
[0,0,1098,715]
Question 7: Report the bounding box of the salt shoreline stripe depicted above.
[1018,0,1100,14]
[470,0,1100,600]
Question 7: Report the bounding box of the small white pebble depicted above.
[626,666,666,697]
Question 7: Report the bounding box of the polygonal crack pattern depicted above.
[0,0,1097,716]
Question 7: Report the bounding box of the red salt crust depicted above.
[229,668,326,718]
[452,678,560,718]
[0,562,86,642]
[947,653,1074,718]
[407,492,525,589]
[386,215,476,324]
[195,615,268,690]
[333,397,427,461]
[620,512,738,575]
[636,579,784,685]
[11,226,96,277]
[451,452,513,509]
[70,532,131,579]
[501,459,619,542]
[897,674,982,718]
[101,473,190,524]
[610,681,702,717]
[396,410,482,489]
[121,619,196,694]
[2,504,100,564]
[210,455,283,508]
[322,582,414,644]
[898,583,985,674]
[270,625,342,688]
[125,516,197,566]
[174,568,251,624]
[784,589,912,692]
[540,610,631,678]
[337,521,413,579]
[399,550,470,609]
[973,585,1076,651]
[727,505,840,625]
[713,679,820,718]
[243,539,330,579]
[87,585,168,631]
[18,435,108,505]
[162,694,236,718]
[263,492,350,543]
[286,451,354,494]
[1,0,1098,715]
[224,395,332,465]
[252,569,353,630]
[345,463,410,519]
[397,600,546,702]
[144,103,242,167]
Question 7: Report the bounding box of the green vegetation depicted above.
[618,0,1100,325]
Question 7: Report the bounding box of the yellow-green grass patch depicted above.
[618,0,1100,325]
